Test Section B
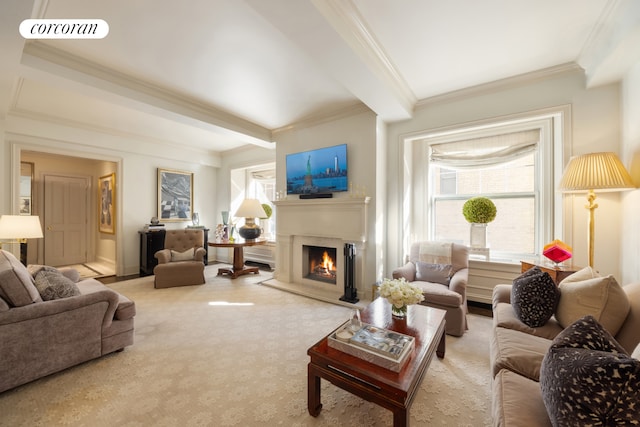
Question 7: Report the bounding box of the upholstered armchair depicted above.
[153,229,206,289]
[392,241,470,336]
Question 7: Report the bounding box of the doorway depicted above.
[20,150,118,273]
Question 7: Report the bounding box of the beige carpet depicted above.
[0,265,492,426]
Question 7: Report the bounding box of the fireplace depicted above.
[304,245,337,284]
[269,197,371,304]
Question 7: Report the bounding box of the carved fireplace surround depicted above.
[266,197,370,306]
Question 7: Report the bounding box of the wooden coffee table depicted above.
[307,298,446,427]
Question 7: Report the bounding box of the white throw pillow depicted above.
[171,248,195,262]
[556,267,630,336]
[632,343,640,360]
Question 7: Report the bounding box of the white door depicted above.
[44,174,89,266]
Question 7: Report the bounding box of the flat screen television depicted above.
[286,144,348,195]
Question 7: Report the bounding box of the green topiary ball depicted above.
[462,197,497,223]
[261,203,273,219]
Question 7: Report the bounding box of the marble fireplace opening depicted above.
[303,245,337,285]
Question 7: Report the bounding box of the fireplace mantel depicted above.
[274,197,370,242]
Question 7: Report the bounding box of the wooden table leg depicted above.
[307,364,322,417]
[436,329,446,358]
[392,408,409,427]
[232,246,244,271]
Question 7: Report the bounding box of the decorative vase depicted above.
[470,223,488,249]
[391,304,408,319]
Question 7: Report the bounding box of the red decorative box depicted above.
[543,240,572,263]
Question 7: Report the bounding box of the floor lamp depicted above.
[558,152,635,268]
[0,215,44,266]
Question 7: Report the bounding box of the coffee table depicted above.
[208,238,266,278]
[307,298,446,426]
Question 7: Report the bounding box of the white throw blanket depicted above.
[418,241,452,265]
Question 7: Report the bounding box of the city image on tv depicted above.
[286,144,348,195]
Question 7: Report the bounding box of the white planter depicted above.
[470,223,488,249]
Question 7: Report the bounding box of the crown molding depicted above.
[21,42,273,145]
[415,63,584,108]
[312,0,416,114]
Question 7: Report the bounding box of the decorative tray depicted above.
[328,322,415,372]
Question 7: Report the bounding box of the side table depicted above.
[208,239,266,278]
[520,260,581,285]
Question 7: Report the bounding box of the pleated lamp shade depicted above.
[558,152,635,192]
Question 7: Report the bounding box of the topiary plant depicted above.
[462,197,497,224]
[260,203,273,219]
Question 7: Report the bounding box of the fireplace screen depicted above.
[304,245,337,284]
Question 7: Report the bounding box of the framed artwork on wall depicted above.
[157,168,193,222]
[99,173,116,234]
[20,162,34,215]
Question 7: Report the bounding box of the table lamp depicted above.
[558,152,635,267]
[0,215,44,265]
[234,199,266,240]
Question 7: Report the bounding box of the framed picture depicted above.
[19,196,31,215]
[20,162,34,216]
[157,168,193,222]
[99,173,116,234]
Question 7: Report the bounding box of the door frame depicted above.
[10,141,124,275]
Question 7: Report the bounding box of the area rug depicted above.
[0,264,492,426]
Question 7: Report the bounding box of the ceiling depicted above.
[3,0,638,154]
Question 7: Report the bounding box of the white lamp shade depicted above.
[234,199,266,219]
[0,215,44,239]
[559,152,636,193]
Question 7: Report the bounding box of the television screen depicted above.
[286,144,348,195]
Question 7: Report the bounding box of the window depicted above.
[246,166,276,239]
[413,114,561,261]
[431,152,536,255]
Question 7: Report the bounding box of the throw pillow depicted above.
[511,267,559,328]
[34,269,81,301]
[0,250,42,306]
[556,266,630,335]
[171,248,195,262]
[540,315,640,425]
[632,343,640,360]
[415,262,452,285]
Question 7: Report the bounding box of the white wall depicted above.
[273,108,379,290]
[621,61,640,284]
[386,67,626,281]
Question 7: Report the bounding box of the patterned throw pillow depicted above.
[540,315,640,425]
[511,267,559,327]
[34,269,81,301]
[415,262,452,285]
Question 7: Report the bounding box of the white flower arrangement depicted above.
[378,277,425,309]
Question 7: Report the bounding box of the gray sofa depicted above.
[0,249,135,393]
[490,268,640,426]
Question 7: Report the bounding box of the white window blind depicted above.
[429,129,540,169]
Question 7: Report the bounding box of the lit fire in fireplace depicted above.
[308,248,337,283]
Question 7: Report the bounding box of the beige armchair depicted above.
[392,241,469,336]
[153,229,206,289]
